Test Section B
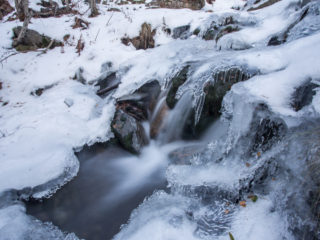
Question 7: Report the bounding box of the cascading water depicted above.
[25,87,202,240]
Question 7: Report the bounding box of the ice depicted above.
[113,191,199,240]
[228,198,293,240]
[0,203,79,240]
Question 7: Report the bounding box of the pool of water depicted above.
[26,142,168,240]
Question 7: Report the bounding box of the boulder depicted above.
[121,23,156,50]
[95,72,120,96]
[117,80,161,120]
[12,27,62,51]
[147,0,205,10]
[172,25,190,39]
[201,16,240,42]
[111,109,149,154]
[195,67,256,134]
[166,65,189,109]
[267,36,285,46]
[291,79,318,111]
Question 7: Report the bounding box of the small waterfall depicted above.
[158,91,193,143]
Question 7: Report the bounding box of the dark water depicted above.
[26,143,167,240]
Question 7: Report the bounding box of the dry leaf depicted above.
[239,201,246,207]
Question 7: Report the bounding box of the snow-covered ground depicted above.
[0,0,320,239]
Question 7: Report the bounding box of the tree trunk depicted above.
[14,0,26,21]
[13,0,31,47]
[90,0,99,17]
[66,0,70,10]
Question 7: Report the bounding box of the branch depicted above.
[0,52,20,68]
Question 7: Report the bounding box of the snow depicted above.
[237,32,320,116]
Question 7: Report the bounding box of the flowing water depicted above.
[26,93,202,240]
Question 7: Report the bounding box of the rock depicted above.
[194,67,256,135]
[73,67,86,84]
[111,109,149,154]
[121,23,156,50]
[117,80,161,120]
[203,28,217,40]
[0,0,14,20]
[267,36,285,46]
[248,0,281,11]
[31,84,55,96]
[95,72,120,96]
[192,28,200,36]
[172,25,190,39]
[251,117,286,153]
[166,65,189,109]
[168,144,205,165]
[202,17,240,42]
[147,0,205,10]
[100,61,113,73]
[64,98,74,108]
[291,79,318,111]
[12,27,62,51]
[215,25,239,42]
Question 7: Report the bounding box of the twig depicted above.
[106,12,114,26]
[0,52,20,68]
[95,29,100,42]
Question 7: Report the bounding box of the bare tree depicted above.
[65,0,70,11]
[13,0,31,47]
[14,0,27,21]
[89,0,99,17]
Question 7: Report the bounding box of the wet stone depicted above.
[166,66,189,109]
[111,109,149,154]
[291,79,318,111]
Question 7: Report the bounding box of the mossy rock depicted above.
[12,26,62,51]
[193,28,201,36]
[15,44,38,52]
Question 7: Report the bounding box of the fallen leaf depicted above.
[229,232,235,240]
[224,209,230,214]
[239,201,246,207]
[245,162,251,167]
[257,152,261,157]
[248,194,258,202]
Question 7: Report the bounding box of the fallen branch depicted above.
[97,83,120,96]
